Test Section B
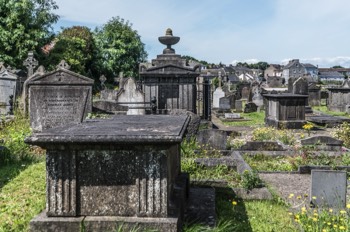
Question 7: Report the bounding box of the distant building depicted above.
[282,59,318,83]
[264,64,283,78]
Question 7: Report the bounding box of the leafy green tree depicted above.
[332,65,344,69]
[94,17,147,80]
[0,0,58,67]
[40,26,97,76]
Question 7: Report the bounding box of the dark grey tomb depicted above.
[25,115,190,232]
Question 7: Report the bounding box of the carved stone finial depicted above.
[99,75,107,90]
[57,60,71,70]
[165,28,173,36]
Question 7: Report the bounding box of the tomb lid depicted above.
[25,115,190,145]
[27,68,94,86]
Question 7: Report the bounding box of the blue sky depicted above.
[53,0,350,68]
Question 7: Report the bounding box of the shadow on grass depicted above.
[216,187,253,232]
[0,161,35,190]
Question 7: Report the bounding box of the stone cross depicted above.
[99,75,107,90]
[23,51,38,77]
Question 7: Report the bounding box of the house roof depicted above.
[318,71,344,79]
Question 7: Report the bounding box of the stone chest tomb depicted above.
[25,115,190,232]
[27,61,94,132]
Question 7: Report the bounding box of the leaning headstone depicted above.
[311,170,347,208]
[213,87,225,108]
[0,66,17,115]
[28,60,94,132]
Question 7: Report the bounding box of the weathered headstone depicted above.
[116,77,145,115]
[311,170,347,208]
[28,60,94,132]
[213,87,225,108]
[301,136,343,151]
[196,129,227,150]
[308,83,321,107]
[241,87,249,100]
[0,66,17,115]
[293,77,308,95]
[235,100,243,113]
[219,97,231,110]
[327,79,350,112]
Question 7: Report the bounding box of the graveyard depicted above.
[1,30,350,232]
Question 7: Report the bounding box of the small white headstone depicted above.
[224,113,240,119]
[213,87,225,108]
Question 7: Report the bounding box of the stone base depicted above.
[30,212,180,232]
[265,118,305,129]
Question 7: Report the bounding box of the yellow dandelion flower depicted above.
[232,201,237,206]
[312,196,317,200]
[334,224,338,228]
[288,212,293,216]
[327,222,331,226]
[329,208,333,213]
[347,204,350,209]
[340,210,346,214]
[295,215,300,219]
[322,230,327,232]
[312,217,318,222]
[339,226,346,230]
[297,195,302,199]
[289,193,294,198]
[301,207,306,212]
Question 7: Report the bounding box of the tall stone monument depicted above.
[139,28,201,114]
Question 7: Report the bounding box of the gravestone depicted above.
[116,77,145,115]
[225,113,240,119]
[293,77,308,95]
[235,100,243,112]
[219,97,231,111]
[308,83,321,107]
[196,129,227,150]
[241,87,249,100]
[26,115,190,232]
[213,87,225,108]
[301,136,343,151]
[0,65,17,115]
[311,170,347,208]
[28,60,94,132]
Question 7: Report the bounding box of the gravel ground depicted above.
[259,173,311,211]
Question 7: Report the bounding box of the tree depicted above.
[40,26,97,76]
[332,65,344,69]
[0,0,58,68]
[94,17,147,80]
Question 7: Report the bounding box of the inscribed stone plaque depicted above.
[225,113,240,119]
[28,69,93,131]
[311,170,346,208]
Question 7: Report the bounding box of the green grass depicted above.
[223,111,265,127]
[185,188,297,232]
[313,106,350,117]
[244,152,350,172]
[0,162,46,232]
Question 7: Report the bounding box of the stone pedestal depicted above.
[25,115,190,232]
[264,94,308,129]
